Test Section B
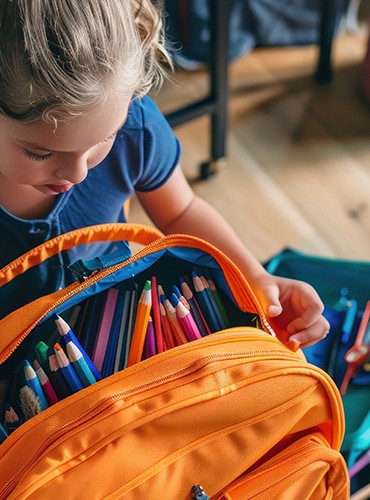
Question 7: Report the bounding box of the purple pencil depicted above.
[144,316,157,359]
[179,277,209,336]
[348,449,370,479]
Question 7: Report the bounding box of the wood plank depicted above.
[130,27,370,262]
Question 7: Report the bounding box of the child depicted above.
[0,0,329,347]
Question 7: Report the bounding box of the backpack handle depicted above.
[0,223,164,287]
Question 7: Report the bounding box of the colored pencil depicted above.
[35,341,50,366]
[113,289,131,373]
[207,278,230,327]
[55,314,102,381]
[66,341,96,387]
[191,272,220,332]
[32,359,59,405]
[54,343,84,393]
[171,285,191,310]
[121,289,138,369]
[47,348,72,399]
[92,287,119,372]
[348,449,370,479]
[162,296,188,345]
[4,403,21,433]
[171,293,202,342]
[151,277,164,353]
[200,275,225,330]
[23,360,48,411]
[179,277,209,336]
[0,422,8,443]
[144,316,156,358]
[159,302,177,350]
[127,280,152,366]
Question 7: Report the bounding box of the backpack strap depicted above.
[0,223,164,287]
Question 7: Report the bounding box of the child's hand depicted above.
[252,273,330,348]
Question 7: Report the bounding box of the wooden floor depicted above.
[130,21,370,264]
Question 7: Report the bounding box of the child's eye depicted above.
[23,150,55,162]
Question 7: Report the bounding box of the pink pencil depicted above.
[171,293,202,342]
[32,359,59,405]
[179,277,210,336]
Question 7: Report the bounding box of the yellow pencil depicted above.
[127,280,152,366]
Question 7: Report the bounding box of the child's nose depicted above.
[55,156,88,185]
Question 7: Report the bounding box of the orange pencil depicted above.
[159,302,177,349]
[127,280,152,366]
[162,296,188,346]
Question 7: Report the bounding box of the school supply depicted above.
[0,422,8,444]
[65,341,96,387]
[3,404,21,434]
[55,314,102,381]
[32,360,58,406]
[18,386,41,421]
[266,247,370,495]
[127,279,152,366]
[0,224,349,498]
[23,360,48,411]
[53,343,84,393]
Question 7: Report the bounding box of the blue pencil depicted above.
[66,341,96,387]
[0,422,8,444]
[191,272,221,332]
[199,275,225,330]
[55,315,102,381]
[54,343,84,393]
[23,360,48,411]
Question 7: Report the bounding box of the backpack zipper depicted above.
[0,235,272,365]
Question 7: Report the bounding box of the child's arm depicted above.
[136,166,329,348]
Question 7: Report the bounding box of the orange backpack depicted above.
[0,224,349,499]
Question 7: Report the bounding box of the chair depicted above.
[164,0,342,180]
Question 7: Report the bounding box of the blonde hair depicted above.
[0,0,171,124]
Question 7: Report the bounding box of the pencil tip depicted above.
[54,315,69,335]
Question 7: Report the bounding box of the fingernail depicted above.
[268,304,281,316]
[287,338,301,352]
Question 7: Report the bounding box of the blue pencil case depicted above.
[265,248,370,493]
[265,248,370,388]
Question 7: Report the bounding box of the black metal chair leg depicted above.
[200,0,230,179]
[165,0,230,181]
[315,0,337,84]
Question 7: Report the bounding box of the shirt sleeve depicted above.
[132,96,182,192]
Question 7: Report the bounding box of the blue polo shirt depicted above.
[0,96,181,319]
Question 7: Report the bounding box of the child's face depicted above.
[0,94,131,196]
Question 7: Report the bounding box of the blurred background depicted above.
[130,1,370,264]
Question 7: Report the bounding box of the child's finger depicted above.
[288,318,330,348]
[286,302,325,334]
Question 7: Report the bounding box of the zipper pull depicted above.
[192,484,210,500]
[68,241,132,282]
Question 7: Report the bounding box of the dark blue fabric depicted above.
[0,96,181,319]
[164,0,349,66]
